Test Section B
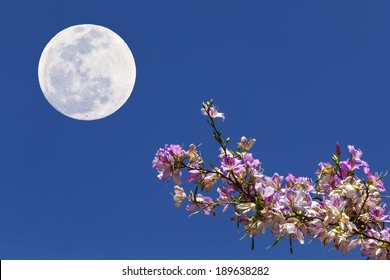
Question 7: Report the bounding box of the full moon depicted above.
[38,24,136,120]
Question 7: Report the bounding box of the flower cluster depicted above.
[152,100,390,259]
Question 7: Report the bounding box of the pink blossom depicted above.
[186,194,214,215]
[152,146,175,181]
[220,155,245,175]
[152,145,183,185]
[255,183,275,199]
[217,186,235,213]
[201,105,225,121]
[152,101,390,259]
[186,170,201,183]
[348,145,363,160]
[369,204,389,222]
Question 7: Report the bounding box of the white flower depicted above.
[344,184,358,199]
[173,186,186,208]
[236,202,256,214]
[238,136,256,151]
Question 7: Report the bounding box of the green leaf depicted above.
[267,233,285,249]
[332,154,339,165]
[188,209,203,217]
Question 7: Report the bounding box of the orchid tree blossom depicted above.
[152,100,390,259]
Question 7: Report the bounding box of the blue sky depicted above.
[0,0,389,260]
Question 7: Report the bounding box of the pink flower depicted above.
[341,238,361,256]
[360,230,390,260]
[217,186,235,212]
[279,219,306,244]
[364,166,386,192]
[339,145,368,178]
[220,155,245,175]
[369,204,389,222]
[186,194,214,215]
[152,146,175,181]
[255,182,275,199]
[152,145,183,185]
[348,145,363,160]
[172,169,182,186]
[153,102,390,259]
[201,105,225,121]
[280,188,312,212]
[242,153,261,169]
[170,144,183,156]
[186,170,201,183]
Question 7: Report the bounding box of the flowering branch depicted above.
[152,100,390,259]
